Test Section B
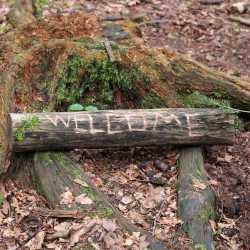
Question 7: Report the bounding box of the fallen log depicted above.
[32,151,168,250]
[177,147,216,250]
[10,109,234,153]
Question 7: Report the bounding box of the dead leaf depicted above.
[192,178,207,190]
[121,195,133,205]
[75,194,93,205]
[102,219,118,232]
[141,187,165,209]
[69,220,97,247]
[47,222,72,240]
[224,154,233,163]
[25,231,45,250]
[60,188,74,205]
[74,178,89,187]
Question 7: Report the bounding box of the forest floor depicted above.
[0,0,250,249]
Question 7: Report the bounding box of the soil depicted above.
[0,0,250,249]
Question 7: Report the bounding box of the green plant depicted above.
[33,0,49,16]
[0,193,4,208]
[15,116,40,142]
[181,91,246,130]
[56,54,149,109]
[182,91,231,109]
[68,103,98,112]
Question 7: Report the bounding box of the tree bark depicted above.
[177,147,215,250]
[32,151,168,250]
[10,109,235,152]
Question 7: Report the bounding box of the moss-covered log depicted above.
[32,151,168,250]
[177,147,215,250]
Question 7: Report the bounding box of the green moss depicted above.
[54,53,149,109]
[33,0,50,16]
[196,205,216,222]
[77,38,129,53]
[140,92,166,109]
[234,116,244,130]
[194,244,207,250]
[92,204,114,218]
[180,91,230,109]
[0,193,4,208]
[15,116,40,141]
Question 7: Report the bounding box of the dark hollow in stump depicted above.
[177,147,216,250]
[32,152,168,250]
[11,109,235,153]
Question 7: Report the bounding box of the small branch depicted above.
[152,200,165,235]
[229,15,250,26]
[200,0,224,4]
[33,208,85,219]
[104,38,116,62]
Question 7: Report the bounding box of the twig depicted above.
[229,15,250,26]
[152,199,166,235]
[200,0,224,4]
[139,19,168,27]
[104,38,116,62]
[33,208,84,219]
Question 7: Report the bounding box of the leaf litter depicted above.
[0,0,250,249]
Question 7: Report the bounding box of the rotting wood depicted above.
[32,152,168,250]
[10,109,235,152]
[177,147,216,250]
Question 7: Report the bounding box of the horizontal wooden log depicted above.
[177,147,216,250]
[32,152,168,250]
[10,109,235,152]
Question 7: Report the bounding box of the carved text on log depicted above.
[44,112,198,136]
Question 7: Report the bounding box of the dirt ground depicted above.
[0,0,250,249]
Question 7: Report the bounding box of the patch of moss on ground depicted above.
[140,92,166,109]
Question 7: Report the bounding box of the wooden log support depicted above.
[177,147,216,250]
[11,109,234,152]
[32,152,168,250]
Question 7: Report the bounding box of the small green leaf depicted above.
[68,103,84,112]
[83,105,98,112]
